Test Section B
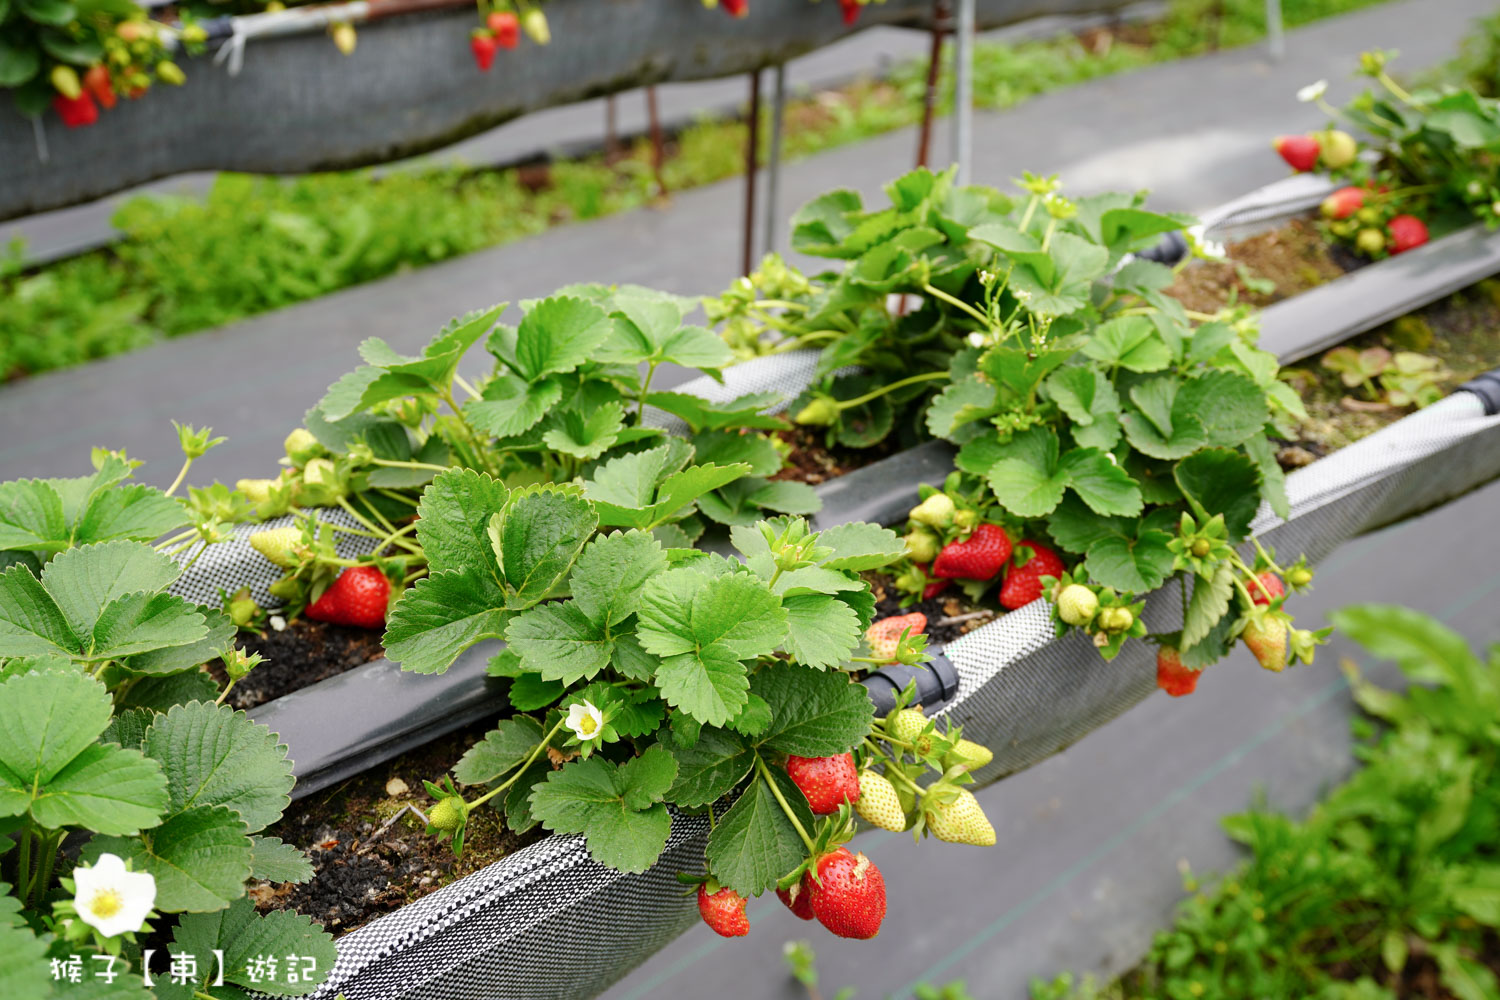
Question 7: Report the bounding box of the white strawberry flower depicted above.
[72,854,156,938]
[1297,79,1328,103]
[565,700,604,741]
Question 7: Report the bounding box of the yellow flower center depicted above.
[578,714,598,737]
[89,889,124,919]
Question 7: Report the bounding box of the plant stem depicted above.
[163,457,193,498]
[16,828,32,909]
[468,718,567,810]
[922,283,992,327]
[375,488,421,507]
[637,361,659,426]
[755,754,817,854]
[368,457,452,474]
[453,373,482,400]
[833,370,949,411]
[752,299,809,312]
[29,830,61,909]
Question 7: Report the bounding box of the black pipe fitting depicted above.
[860,650,960,715]
[1459,368,1500,417]
[1136,230,1188,266]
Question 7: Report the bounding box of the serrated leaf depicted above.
[491,487,597,608]
[528,746,676,873]
[609,689,667,739]
[463,374,564,438]
[154,898,336,998]
[986,428,1067,518]
[1059,448,1142,517]
[249,836,313,884]
[817,522,907,572]
[1174,449,1262,540]
[571,530,667,628]
[925,375,996,439]
[1083,525,1175,593]
[117,670,220,713]
[0,921,49,1000]
[752,660,873,756]
[88,592,208,661]
[143,702,294,834]
[781,594,861,670]
[124,610,237,677]
[1182,563,1235,650]
[454,716,545,785]
[384,568,509,675]
[508,296,615,381]
[748,480,820,515]
[542,401,626,460]
[415,469,509,576]
[508,672,565,711]
[1244,433,1291,521]
[706,768,813,896]
[588,452,751,531]
[1175,371,1267,449]
[85,804,251,912]
[1045,367,1121,451]
[505,603,611,685]
[74,485,189,549]
[729,692,773,738]
[693,431,783,478]
[644,392,787,433]
[0,478,66,552]
[0,670,168,833]
[0,564,77,658]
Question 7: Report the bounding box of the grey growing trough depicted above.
[0,0,1138,222]
[186,180,1500,999]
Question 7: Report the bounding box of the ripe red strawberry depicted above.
[487,11,520,48]
[933,523,1012,581]
[999,541,1066,610]
[697,884,749,937]
[1320,186,1365,220]
[1249,571,1285,607]
[866,612,927,663]
[777,874,816,920]
[1156,646,1199,697]
[306,566,390,629]
[1243,616,1289,672]
[469,30,498,71]
[1273,134,1320,172]
[83,65,116,110]
[839,0,860,24]
[785,753,860,815]
[722,0,748,16]
[1389,214,1429,254]
[53,92,98,129]
[809,848,886,939]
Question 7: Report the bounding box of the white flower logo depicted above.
[565,700,604,741]
[72,854,156,939]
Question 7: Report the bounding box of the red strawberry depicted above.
[933,523,1012,581]
[912,564,950,600]
[53,92,98,129]
[697,884,749,937]
[839,0,860,24]
[306,566,390,629]
[808,848,886,939]
[469,30,498,71]
[722,0,748,15]
[83,65,116,110]
[777,874,816,921]
[1249,571,1285,607]
[1243,616,1288,672]
[785,753,860,815]
[1319,186,1365,220]
[487,11,520,48]
[1156,646,1199,697]
[998,541,1066,610]
[865,612,927,663]
[1389,214,1429,254]
[1273,134,1320,172]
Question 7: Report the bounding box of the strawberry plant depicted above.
[0,449,334,999]
[708,166,1328,676]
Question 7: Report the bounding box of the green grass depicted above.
[1,0,1399,381]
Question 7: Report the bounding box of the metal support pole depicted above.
[916,0,947,169]
[1265,0,1284,61]
[646,86,667,197]
[743,69,761,276]
[763,63,787,256]
[951,0,974,183]
[604,94,620,165]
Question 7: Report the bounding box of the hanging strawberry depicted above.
[487,10,520,49]
[470,29,499,71]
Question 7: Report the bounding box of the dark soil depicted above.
[256,718,539,935]
[1165,218,1357,314]
[211,619,386,710]
[866,571,995,647]
[773,424,897,486]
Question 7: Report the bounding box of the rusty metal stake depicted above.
[916,0,948,169]
[762,63,787,255]
[605,94,621,165]
[743,68,761,276]
[646,86,668,196]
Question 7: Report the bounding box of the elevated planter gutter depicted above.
[175,180,1500,999]
[0,0,1137,221]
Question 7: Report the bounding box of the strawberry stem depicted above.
[922,283,991,327]
[831,370,950,412]
[467,717,566,811]
[754,754,818,854]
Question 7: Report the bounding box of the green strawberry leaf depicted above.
[84,804,252,912]
[609,292,735,371]
[668,727,756,807]
[781,594,861,670]
[693,431,784,478]
[528,745,677,873]
[1182,563,1236,651]
[507,672,565,711]
[1174,449,1262,541]
[986,428,1141,519]
[925,375,997,438]
[752,659,873,757]
[454,716,546,785]
[706,766,814,896]
[383,567,510,675]
[490,485,597,609]
[1083,315,1172,373]
[1082,518,1176,593]
[570,530,667,628]
[123,610,237,677]
[542,401,626,461]
[1175,371,1267,449]
[644,392,787,433]
[0,671,167,834]
[586,445,752,530]
[0,469,186,554]
[1244,433,1291,521]
[143,702,295,834]
[0,920,49,1000]
[816,522,907,572]
[486,295,614,382]
[463,373,564,438]
[505,603,612,685]
[415,468,510,577]
[790,188,865,257]
[1044,366,1122,451]
[248,836,313,884]
[152,898,336,998]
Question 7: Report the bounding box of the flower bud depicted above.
[794,396,839,426]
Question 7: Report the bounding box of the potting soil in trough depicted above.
[1166,217,1363,313]
[773,424,901,485]
[212,619,386,710]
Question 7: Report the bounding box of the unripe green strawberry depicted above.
[428,796,465,831]
[942,738,993,772]
[888,708,933,755]
[302,457,342,492]
[1288,567,1314,588]
[1317,129,1358,169]
[903,528,940,564]
[1356,228,1386,256]
[250,527,303,568]
[926,789,995,846]
[1099,606,1134,632]
[909,493,956,529]
[284,427,324,464]
[855,770,906,832]
[1056,584,1099,626]
[794,396,839,426]
[237,478,277,505]
[228,595,260,628]
[1243,617,1289,672]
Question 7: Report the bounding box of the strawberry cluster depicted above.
[470,4,549,72]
